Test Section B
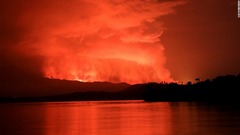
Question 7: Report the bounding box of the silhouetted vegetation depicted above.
[143,74,240,104]
[0,74,240,105]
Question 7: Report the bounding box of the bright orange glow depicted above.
[16,0,186,84]
[43,43,173,84]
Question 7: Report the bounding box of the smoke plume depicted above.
[1,0,186,84]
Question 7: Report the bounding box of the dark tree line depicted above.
[143,74,240,103]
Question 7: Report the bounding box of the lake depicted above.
[0,100,240,135]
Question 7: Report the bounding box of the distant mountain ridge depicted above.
[0,77,130,97]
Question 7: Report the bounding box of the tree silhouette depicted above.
[195,78,200,83]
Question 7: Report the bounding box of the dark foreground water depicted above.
[0,100,240,135]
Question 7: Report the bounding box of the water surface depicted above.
[0,100,240,135]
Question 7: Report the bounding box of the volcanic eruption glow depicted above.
[16,0,186,84]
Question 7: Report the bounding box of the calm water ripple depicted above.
[0,100,240,135]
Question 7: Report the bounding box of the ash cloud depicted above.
[0,0,186,84]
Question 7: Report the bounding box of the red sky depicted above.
[161,0,240,83]
[0,0,240,96]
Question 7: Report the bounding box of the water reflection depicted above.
[44,100,172,135]
[0,101,240,135]
[169,102,240,135]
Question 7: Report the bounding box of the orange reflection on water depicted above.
[44,102,98,135]
[43,101,172,135]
